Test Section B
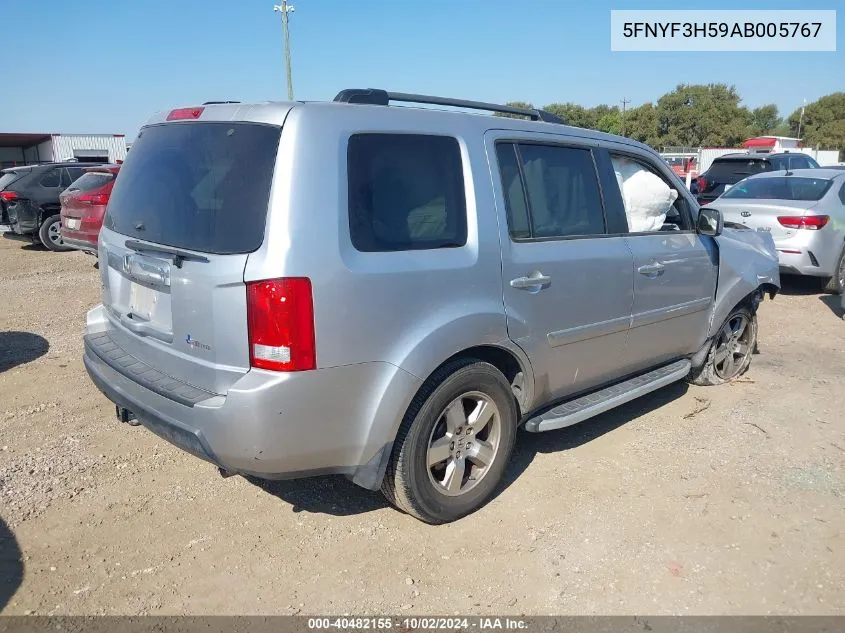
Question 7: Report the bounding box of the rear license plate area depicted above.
[66,218,81,230]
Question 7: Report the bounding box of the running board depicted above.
[523,359,691,433]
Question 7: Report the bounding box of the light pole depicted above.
[620,97,630,136]
[273,1,295,100]
[797,98,807,140]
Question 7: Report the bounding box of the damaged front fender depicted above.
[710,226,780,337]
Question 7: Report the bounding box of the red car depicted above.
[59,164,120,254]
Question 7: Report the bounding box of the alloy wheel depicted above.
[712,313,753,380]
[48,221,63,247]
[426,391,502,497]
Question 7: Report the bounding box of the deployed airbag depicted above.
[612,157,678,233]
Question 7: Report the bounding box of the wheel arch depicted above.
[350,340,534,492]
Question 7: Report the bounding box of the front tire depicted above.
[381,359,518,524]
[688,307,757,386]
[39,214,72,252]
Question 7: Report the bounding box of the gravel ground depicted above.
[1,235,844,615]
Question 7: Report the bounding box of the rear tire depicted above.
[822,248,845,295]
[688,307,757,386]
[39,214,72,252]
[381,359,517,524]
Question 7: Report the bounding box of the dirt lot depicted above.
[0,235,844,616]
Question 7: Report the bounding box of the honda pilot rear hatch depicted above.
[97,118,282,396]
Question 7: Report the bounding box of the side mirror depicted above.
[697,206,723,237]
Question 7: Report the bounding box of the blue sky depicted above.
[2,0,841,138]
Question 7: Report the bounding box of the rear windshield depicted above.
[67,171,114,193]
[104,122,281,254]
[709,158,768,179]
[0,171,25,190]
[722,177,833,201]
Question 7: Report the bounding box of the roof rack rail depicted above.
[332,88,565,124]
[202,100,241,105]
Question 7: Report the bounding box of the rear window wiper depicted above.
[125,239,210,268]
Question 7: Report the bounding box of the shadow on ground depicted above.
[778,275,826,296]
[250,382,688,519]
[820,295,844,319]
[0,331,49,373]
[0,518,23,612]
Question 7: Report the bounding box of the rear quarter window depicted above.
[39,169,61,188]
[347,134,467,252]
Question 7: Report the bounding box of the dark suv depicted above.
[696,152,820,205]
[1,162,103,250]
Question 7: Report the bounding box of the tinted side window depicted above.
[60,168,74,188]
[39,169,60,188]
[495,143,530,239]
[348,134,467,252]
[610,154,691,233]
[839,182,845,205]
[516,144,605,238]
[789,155,813,169]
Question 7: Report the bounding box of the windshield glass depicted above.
[67,172,114,192]
[104,122,281,254]
[709,159,768,178]
[722,176,833,201]
[0,171,25,190]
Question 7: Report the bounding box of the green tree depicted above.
[655,84,752,147]
[596,110,622,135]
[543,103,594,128]
[495,101,535,118]
[623,103,660,147]
[748,104,782,136]
[787,93,845,157]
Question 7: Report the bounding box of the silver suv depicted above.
[83,89,780,523]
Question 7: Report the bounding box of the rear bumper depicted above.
[61,235,98,254]
[83,306,421,487]
[775,230,845,278]
[7,201,40,235]
[60,215,100,254]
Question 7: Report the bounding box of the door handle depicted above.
[637,262,665,276]
[510,273,552,290]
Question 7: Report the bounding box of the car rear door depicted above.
[600,147,717,372]
[487,132,634,402]
[96,119,283,396]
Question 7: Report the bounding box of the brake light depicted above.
[777,215,829,230]
[78,192,110,206]
[246,278,316,372]
[0,191,18,202]
[697,176,707,192]
[166,107,204,121]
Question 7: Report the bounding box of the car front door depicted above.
[487,133,635,405]
[600,147,718,373]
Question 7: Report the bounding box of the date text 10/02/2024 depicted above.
[307,618,528,630]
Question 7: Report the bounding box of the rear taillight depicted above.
[777,215,829,230]
[697,176,708,192]
[166,107,204,121]
[78,192,110,206]
[0,191,18,202]
[246,278,316,372]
